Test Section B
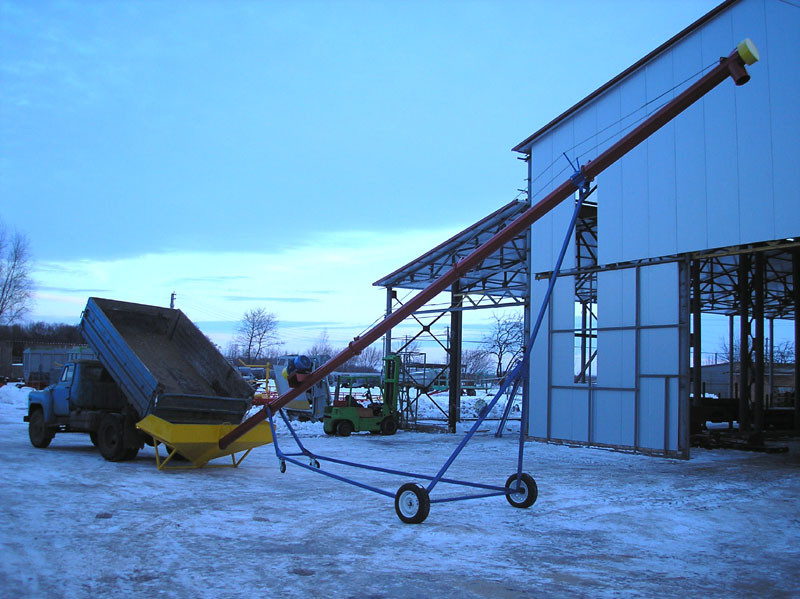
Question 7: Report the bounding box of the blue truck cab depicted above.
[26,360,138,460]
[24,360,138,461]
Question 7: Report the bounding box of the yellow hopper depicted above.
[137,415,272,470]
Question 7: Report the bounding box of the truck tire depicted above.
[121,446,139,461]
[97,414,126,462]
[28,408,55,448]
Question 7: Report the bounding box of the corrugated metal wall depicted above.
[526,0,798,456]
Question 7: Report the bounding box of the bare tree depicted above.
[236,308,280,362]
[715,336,795,365]
[0,225,33,325]
[225,341,241,362]
[352,344,383,372]
[461,348,492,376]
[307,330,334,361]
[773,340,795,364]
[482,312,524,377]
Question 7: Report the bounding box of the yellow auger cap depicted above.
[737,38,759,65]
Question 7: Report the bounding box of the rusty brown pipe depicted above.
[220,40,757,449]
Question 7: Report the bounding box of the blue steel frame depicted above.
[268,180,593,507]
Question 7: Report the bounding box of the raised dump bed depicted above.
[80,297,254,425]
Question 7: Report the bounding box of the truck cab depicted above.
[26,360,142,461]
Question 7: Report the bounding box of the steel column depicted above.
[691,260,702,403]
[448,280,463,434]
[384,288,394,358]
[794,250,800,430]
[738,255,751,432]
[768,318,774,409]
[753,253,765,433]
[728,314,735,398]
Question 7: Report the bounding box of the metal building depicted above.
[513,0,799,457]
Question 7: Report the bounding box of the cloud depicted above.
[36,286,112,294]
[279,320,346,329]
[222,296,319,303]
[171,275,251,284]
[27,224,474,355]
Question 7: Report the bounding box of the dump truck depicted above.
[26,298,270,466]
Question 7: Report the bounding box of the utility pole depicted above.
[170,292,176,309]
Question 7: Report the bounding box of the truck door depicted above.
[52,364,75,416]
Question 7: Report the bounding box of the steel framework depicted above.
[373,198,532,432]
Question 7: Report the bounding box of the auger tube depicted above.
[219,40,758,450]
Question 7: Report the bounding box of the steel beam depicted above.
[448,281,463,433]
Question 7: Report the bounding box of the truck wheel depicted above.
[121,446,139,461]
[336,420,353,437]
[380,416,397,435]
[89,431,99,447]
[28,409,55,448]
[97,415,126,462]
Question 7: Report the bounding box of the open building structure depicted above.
[375,0,799,457]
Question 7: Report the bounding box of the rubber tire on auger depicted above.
[379,416,397,436]
[394,483,431,524]
[28,409,55,448]
[504,473,538,509]
[336,420,354,437]
[97,414,127,462]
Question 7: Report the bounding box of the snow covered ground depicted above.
[1,384,798,599]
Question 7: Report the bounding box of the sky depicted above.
[1,0,732,356]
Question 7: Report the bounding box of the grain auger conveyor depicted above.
[216,40,760,522]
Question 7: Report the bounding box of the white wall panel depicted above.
[701,14,742,250]
[597,329,636,388]
[539,0,798,264]
[732,0,775,246]
[550,388,588,442]
[639,262,679,326]
[592,390,636,447]
[550,275,575,332]
[529,280,550,439]
[765,0,800,238]
[551,332,576,387]
[597,268,636,329]
[618,72,650,263]
[672,32,709,254]
[640,328,680,376]
[638,378,668,450]
[572,97,599,168]
[645,53,679,258]
[594,88,624,265]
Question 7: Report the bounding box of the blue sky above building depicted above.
[1,0,724,351]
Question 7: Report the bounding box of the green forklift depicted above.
[323,354,400,436]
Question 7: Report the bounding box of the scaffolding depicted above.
[373,199,531,432]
